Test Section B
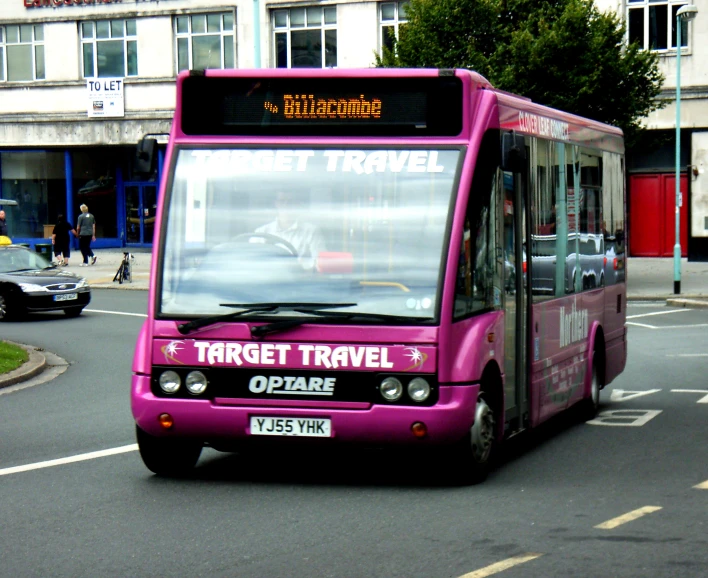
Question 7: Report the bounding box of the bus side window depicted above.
[454,131,503,319]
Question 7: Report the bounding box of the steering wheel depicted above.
[232,233,298,256]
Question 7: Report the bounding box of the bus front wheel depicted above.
[444,393,497,485]
[136,425,203,477]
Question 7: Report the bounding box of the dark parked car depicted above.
[0,245,91,320]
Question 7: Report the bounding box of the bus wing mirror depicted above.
[135,137,157,177]
[501,132,526,173]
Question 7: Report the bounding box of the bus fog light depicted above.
[407,378,431,402]
[380,377,403,401]
[159,370,181,393]
[185,371,208,395]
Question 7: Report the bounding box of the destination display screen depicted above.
[180,75,463,136]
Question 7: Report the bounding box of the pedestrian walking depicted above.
[76,204,97,267]
[51,214,77,266]
[0,209,8,237]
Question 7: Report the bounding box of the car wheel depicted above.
[0,291,23,321]
[136,425,203,477]
[64,307,84,318]
[0,292,8,321]
[443,392,497,485]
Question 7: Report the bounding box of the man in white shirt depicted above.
[255,191,326,270]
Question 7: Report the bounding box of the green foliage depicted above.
[375,0,665,146]
[0,341,28,375]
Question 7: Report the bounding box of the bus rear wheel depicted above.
[444,393,497,485]
[578,356,601,422]
[136,425,203,477]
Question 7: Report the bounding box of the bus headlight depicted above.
[407,378,431,402]
[380,377,403,401]
[185,371,208,395]
[159,370,181,393]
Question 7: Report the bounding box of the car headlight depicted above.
[407,377,431,402]
[18,283,48,293]
[185,371,208,395]
[76,278,88,288]
[159,370,181,393]
[380,377,403,401]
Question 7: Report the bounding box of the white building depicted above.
[1,0,707,259]
[597,0,708,260]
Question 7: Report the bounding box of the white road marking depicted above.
[627,322,708,330]
[610,389,661,402]
[586,409,662,427]
[84,308,147,318]
[671,389,708,403]
[457,554,543,578]
[666,353,708,357]
[694,480,708,490]
[594,506,662,530]
[0,444,138,477]
[626,309,690,319]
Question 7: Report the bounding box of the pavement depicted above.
[1,254,707,389]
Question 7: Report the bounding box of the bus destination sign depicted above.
[269,93,383,121]
[180,76,463,137]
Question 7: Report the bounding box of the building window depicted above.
[81,19,138,78]
[628,0,690,51]
[272,6,337,68]
[380,1,409,53]
[0,24,45,82]
[175,12,235,73]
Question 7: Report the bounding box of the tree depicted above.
[376,0,664,146]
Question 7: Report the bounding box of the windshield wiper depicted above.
[251,308,431,338]
[176,302,356,335]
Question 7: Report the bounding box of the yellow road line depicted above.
[458,553,543,578]
[594,506,662,529]
[694,480,708,489]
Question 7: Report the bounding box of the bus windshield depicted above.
[159,147,462,320]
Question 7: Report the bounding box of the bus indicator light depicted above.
[411,422,428,438]
[158,413,174,429]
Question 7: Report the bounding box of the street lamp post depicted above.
[674,4,698,294]
[253,0,261,68]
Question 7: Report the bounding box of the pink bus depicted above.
[131,68,627,483]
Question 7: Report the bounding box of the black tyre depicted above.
[0,290,24,321]
[444,393,497,485]
[64,307,84,318]
[136,425,203,477]
[579,355,601,421]
[0,291,9,321]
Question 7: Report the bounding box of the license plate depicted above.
[250,416,331,438]
[54,293,77,302]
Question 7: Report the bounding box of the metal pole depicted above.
[253,0,261,68]
[674,15,682,295]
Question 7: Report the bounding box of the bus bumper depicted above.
[132,374,479,446]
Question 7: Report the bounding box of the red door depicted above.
[629,173,688,257]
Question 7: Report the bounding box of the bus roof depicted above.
[172,68,623,152]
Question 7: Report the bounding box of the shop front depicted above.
[0,146,162,250]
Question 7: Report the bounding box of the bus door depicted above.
[125,183,157,246]
[501,137,530,432]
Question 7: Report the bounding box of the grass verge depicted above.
[0,341,29,375]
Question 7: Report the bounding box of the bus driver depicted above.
[255,190,326,270]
